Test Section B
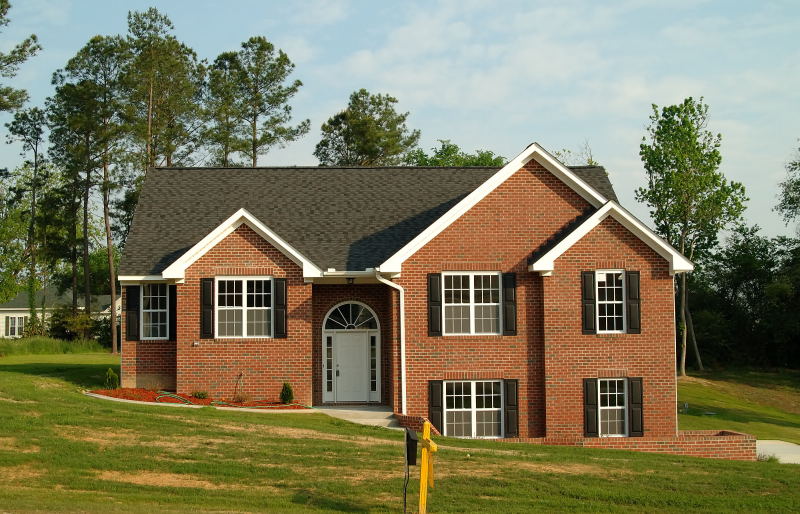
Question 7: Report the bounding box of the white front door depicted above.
[334,332,369,402]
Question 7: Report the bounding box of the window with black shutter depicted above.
[125,285,140,341]
[273,278,287,338]
[428,380,444,433]
[581,272,596,334]
[502,273,517,336]
[583,378,598,437]
[200,278,214,339]
[625,271,641,334]
[503,379,519,437]
[168,285,177,342]
[628,377,644,437]
[427,274,442,337]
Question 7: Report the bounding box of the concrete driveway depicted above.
[757,440,800,464]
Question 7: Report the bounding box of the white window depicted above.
[598,378,627,437]
[141,284,168,340]
[444,380,503,438]
[5,315,27,337]
[215,277,272,338]
[442,272,501,335]
[596,270,625,333]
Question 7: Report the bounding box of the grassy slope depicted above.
[0,354,797,513]
[678,369,800,444]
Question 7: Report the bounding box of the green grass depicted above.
[0,355,798,513]
[0,336,105,357]
[678,369,800,444]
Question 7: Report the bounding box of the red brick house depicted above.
[118,142,755,459]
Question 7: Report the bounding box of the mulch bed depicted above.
[90,388,308,409]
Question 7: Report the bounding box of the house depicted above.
[118,142,755,459]
[1,286,115,338]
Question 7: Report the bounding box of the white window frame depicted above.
[214,276,274,339]
[140,284,169,341]
[7,315,27,337]
[443,380,504,439]
[598,378,628,437]
[441,271,502,336]
[595,270,626,334]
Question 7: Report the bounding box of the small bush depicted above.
[280,382,294,404]
[232,392,251,404]
[105,368,120,389]
[191,391,208,399]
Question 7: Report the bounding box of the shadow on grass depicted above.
[683,404,800,431]
[691,368,800,391]
[290,489,372,512]
[0,362,119,389]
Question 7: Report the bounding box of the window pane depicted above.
[474,305,499,333]
[444,275,469,304]
[476,410,501,437]
[246,308,270,336]
[445,305,470,334]
[247,280,271,308]
[445,410,472,437]
[218,309,243,337]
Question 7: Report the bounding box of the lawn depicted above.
[1,354,799,513]
[678,369,800,444]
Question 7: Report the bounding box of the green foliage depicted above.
[776,142,800,231]
[47,306,95,341]
[0,176,26,303]
[405,139,505,167]
[104,367,119,389]
[0,336,104,356]
[636,97,747,261]
[191,391,208,399]
[203,52,245,167]
[279,382,294,404]
[0,0,41,112]
[314,88,421,166]
[51,246,119,297]
[692,226,800,368]
[232,36,309,167]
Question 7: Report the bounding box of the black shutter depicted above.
[4,316,9,337]
[583,378,598,437]
[428,380,444,433]
[273,278,287,339]
[125,285,140,341]
[581,271,596,334]
[504,379,519,438]
[626,271,641,334]
[200,278,214,339]
[428,274,442,337]
[168,285,177,342]
[628,377,644,437]
[502,273,517,336]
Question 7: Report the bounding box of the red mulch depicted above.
[90,388,308,409]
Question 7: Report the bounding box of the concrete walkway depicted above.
[757,440,800,464]
[315,405,401,429]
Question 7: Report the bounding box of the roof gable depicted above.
[528,201,694,275]
[161,208,324,280]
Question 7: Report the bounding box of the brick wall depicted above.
[542,216,677,438]
[120,287,177,389]
[177,224,313,403]
[397,159,593,438]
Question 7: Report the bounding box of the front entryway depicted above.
[322,302,381,403]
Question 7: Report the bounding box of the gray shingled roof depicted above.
[120,165,617,276]
[0,286,112,311]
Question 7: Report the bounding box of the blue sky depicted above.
[3,0,799,236]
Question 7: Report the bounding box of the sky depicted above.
[2,0,799,237]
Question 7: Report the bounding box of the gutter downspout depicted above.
[375,271,407,415]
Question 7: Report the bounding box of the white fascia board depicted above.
[528,202,694,275]
[160,208,324,280]
[117,275,164,282]
[379,142,609,273]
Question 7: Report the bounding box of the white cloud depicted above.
[291,0,349,26]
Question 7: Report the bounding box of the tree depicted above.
[5,107,47,324]
[0,0,41,112]
[57,35,127,353]
[776,142,800,232]
[0,169,27,303]
[635,97,747,376]
[552,139,599,166]
[202,52,245,167]
[232,37,309,167]
[314,88,420,166]
[405,139,505,166]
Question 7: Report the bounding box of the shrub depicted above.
[232,392,251,404]
[105,368,120,389]
[191,391,208,399]
[280,382,294,404]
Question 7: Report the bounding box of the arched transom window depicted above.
[324,303,378,330]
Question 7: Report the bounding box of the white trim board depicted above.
[160,208,324,280]
[528,201,694,276]
[378,142,609,274]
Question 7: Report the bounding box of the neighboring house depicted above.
[118,142,755,459]
[0,286,115,338]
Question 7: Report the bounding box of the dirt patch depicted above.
[517,462,608,475]
[0,464,44,482]
[97,470,280,493]
[0,394,36,404]
[56,426,140,449]
[0,437,39,453]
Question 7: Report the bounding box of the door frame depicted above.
[321,301,381,403]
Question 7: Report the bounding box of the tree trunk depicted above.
[679,272,688,376]
[102,157,118,354]
[70,200,78,316]
[146,79,154,172]
[685,296,703,370]
[27,152,38,325]
[82,162,91,318]
[251,113,257,167]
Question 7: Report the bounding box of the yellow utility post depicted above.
[418,421,438,514]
